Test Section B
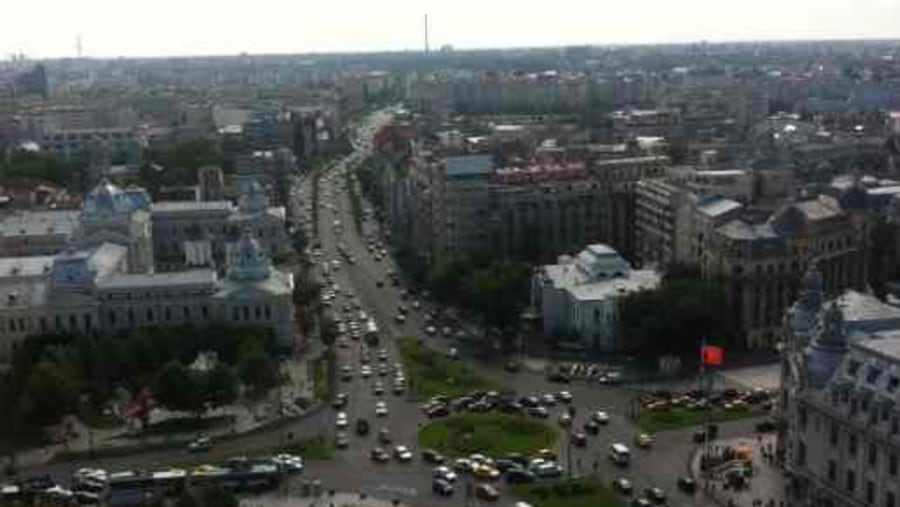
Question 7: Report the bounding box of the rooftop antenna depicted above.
[424,14,430,54]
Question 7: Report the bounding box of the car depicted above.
[584,420,600,435]
[426,326,437,335]
[504,467,535,484]
[375,401,389,417]
[187,437,212,453]
[557,391,573,403]
[376,427,393,444]
[370,447,390,463]
[394,446,413,462]
[453,458,474,473]
[395,314,406,324]
[557,413,572,427]
[335,412,348,428]
[378,364,389,377]
[755,418,778,433]
[528,406,549,418]
[541,394,557,406]
[612,478,633,495]
[533,463,563,478]
[630,499,653,507]
[432,478,454,496]
[375,280,384,288]
[332,393,349,409]
[340,366,353,381]
[472,464,501,480]
[475,484,500,501]
[571,432,587,448]
[422,449,446,465]
[378,349,389,361]
[412,300,421,310]
[677,477,697,494]
[644,487,666,504]
[334,432,350,449]
[547,372,570,383]
[433,465,457,482]
[427,405,450,418]
[635,433,653,448]
[519,396,539,408]
[446,348,459,360]
[593,411,611,424]
[392,383,405,395]
[504,361,521,372]
[360,366,372,378]
[356,418,370,436]
[373,383,384,396]
[537,448,557,460]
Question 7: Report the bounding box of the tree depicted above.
[153,361,203,414]
[22,360,79,426]
[237,343,278,394]
[205,364,238,409]
[319,316,339,347]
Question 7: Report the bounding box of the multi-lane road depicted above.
[20,110,761,506]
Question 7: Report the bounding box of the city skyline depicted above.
[3,0,899,59]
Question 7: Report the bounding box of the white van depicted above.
[609,443,631,467]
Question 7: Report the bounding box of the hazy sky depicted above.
[4,0,899,58]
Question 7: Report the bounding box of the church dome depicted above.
[227,229,271,281]
[238,179,269,213]
[83,179,133,216]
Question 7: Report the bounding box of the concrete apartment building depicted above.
[780,267,900,507]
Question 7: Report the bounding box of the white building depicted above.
[0,230,296,364]
[531,244,661,351]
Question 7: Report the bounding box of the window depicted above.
[893,417,899,435]
[202,306,209,320]
[799,407,808,430]
[891,453,898,476]
[243,306,249,321]
[850,434,858,456]
[847,470,856,493]
[69,315,77,330]
[797,441,806,466]
[39,317,46,332]
[869,442,878,466]
[830,423,839,445]
[889,377,900,393]
[828,460,836,481]
[848,360,862,376]
[164,307,171,321]
[128,309,135,324]
[146,308,154,322]
[867,480,874,504]
[888,492,897,507]
[232,307,239,321]
[264,306,271,319]
[255,306,261,320]
[868,367,883,384]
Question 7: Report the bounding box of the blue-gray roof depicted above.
[444,155,494,179]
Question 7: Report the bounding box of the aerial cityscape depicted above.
[1,9,900,507]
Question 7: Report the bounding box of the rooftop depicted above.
[0,255,54,280]
[151,201,234,214]
[444,155,495,178]
[0,210,79,237]
[718,220,778,241]
[97,269,216,290]
[697,197,743,218]
[837,290,900,325]
[567,269,661,302]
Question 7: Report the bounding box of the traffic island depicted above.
[511,477,624,507]
[397,336,498,400]
[418,413,556,457]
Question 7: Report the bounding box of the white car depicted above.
[273,453,305,473]
[375,401,389,417]
[433,465,458,482]
[361,366,372,378]
[336,412,348,428]
[394,445,413,461]
[593,411,611,424]
[557,391,573,403]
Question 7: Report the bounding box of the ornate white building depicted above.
[780,266,900,507]
[0,230,296,364]
[0,179,297,364]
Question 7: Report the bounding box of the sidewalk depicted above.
[690,434,785,507]
[247,491,410,507]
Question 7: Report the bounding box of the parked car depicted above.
[187,437,212,453]
[644,487,666,504]
[504,468,535,484]
[370,447,390,463]
[677,477,697,494]
[423,449,446,464]
[612,478,633,495]
[432,479,454,496]
[356,418,370,436]
[475,484,500,501]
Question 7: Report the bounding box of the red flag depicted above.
[701,345,723,366]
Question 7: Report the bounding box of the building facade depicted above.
[780,267,900,507]
[0,231,296,364]
[531,244,661,351]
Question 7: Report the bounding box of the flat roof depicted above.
[97,269,216,290]
[151,201,233,213]
[444,155,495,178]
[567,269,661,301]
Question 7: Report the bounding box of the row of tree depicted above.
[0,323,279,439]
[615,266,734,362]
[0,150,85,190]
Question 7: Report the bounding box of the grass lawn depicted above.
[397,336,496,400]
[281,434,332,460]
[313,353,334,400]
[511,477,624,507]
[638,406,761,433]
[418,413,556,457]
